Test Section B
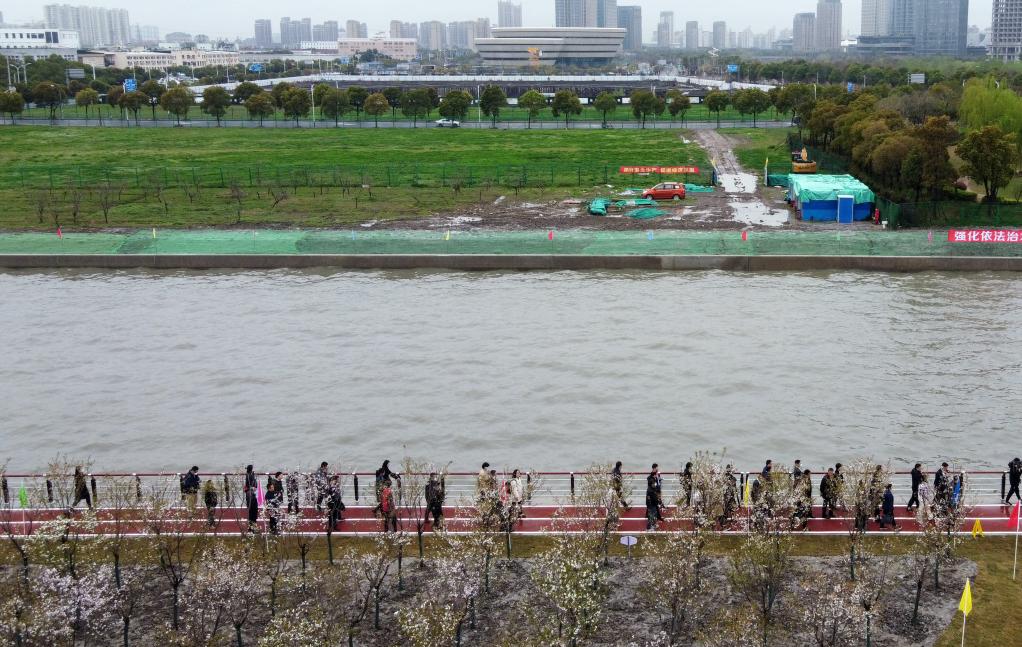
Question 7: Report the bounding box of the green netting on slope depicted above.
[615,199,657,207]
[684,184,715,193]
[628,209,668,219]
[767,174,790,187]
[1,229,1022,257]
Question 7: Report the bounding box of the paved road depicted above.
[4,117,793,130]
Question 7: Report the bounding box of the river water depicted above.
[1,269,1019,473]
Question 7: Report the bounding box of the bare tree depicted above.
[67,183,84,225]
[33,190,51,224]
[528,531,609,647]
[838,460,891,580]
[640,529,711,642]
[268,184,290,210]
[796,573,865,647]
[229,181,246,222]
[97,183,119,224]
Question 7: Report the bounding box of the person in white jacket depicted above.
[508,469,525,519]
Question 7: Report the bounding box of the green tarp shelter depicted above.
[788,174,875,204]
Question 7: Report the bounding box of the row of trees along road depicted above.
[790,76,1022,202]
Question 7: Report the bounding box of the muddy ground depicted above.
[372,132,879,234]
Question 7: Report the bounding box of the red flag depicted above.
[56,226,62,239]
[1010,501,1020,528]
[741,230,748,241]
[548,230,554,240]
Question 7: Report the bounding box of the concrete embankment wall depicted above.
[1,254,1021,272]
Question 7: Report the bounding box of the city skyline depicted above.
[3,0,994,40]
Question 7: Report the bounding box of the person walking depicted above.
[761,460,773,480]
[286,471,300,514]
[645,480,660,531]
[799,469,814,520]
[681,462,694,507]
[880,483,898,529]
[721,465,738,526]
[508,469,525,521]
[611,461,630,509]
[933,462,950,505]
[425,472,445,530]
[327,475,345,531]
[916,473,932,518]
[72,466,92,510]
[869,465,885,524]
[314,462,330,513]
[202,479,218,528]
[476,462,492,497]
[907,463,923,511]
[266,472,284,535]
[182,466,201,510]
[1006,458,1022,505]
[375,460,400,505]
[243,465,258,533]
[380,479,397,533]
[833,463,845,511]
[791,460,802,489]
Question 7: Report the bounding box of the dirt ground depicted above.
[373,132,879,234]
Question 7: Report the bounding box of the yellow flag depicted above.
[152,227,157,239]
[959,579,972,617]
[743,479,751,506]
[971,519,984,538]
[444,230,450,241]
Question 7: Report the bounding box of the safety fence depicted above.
[881,201,1022,230]
[0,469,1012,511]
[1,163,716,192]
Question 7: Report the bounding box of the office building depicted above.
[860,0,892,36]
[390,21,418,39]
[279,17,309,47]
[657,11,674,47]
[131,24,159,44]
[498,0,523,27]
[815,0,841,50]
[911,0,967,55]
[597,0,617,27]
[419,20,447,50]
[992,0,1022,60]
[43,4,130,47]
[686,21,699,49]
[0,27,80,61]
[254,19,272,47]
[617,5,641,50]
[345,20,368,39]
[336,36,417,60]
[712,21,726,48]
[556,0,599,28]
[793,12,816,52]
[476,26,625,64]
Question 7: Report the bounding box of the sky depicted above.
[5,0,994,40]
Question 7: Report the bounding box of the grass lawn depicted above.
[13,102,785,126]
[725,127,794,174]
[0,126,709,229]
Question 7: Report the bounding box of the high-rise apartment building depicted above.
[657,11,674,47]
[597,0,617,27]
[254,19,272,47]
[860,0,892,36]
[279,17,298,46]
[617,5,642,50]
[498,0,523,27]
[793,12,816,52]
[390,21,419,39]
[912,0,967,55]
[44,4,131,47]
[712,21,727,48]
[345,20,368,38]
[992,0,1022,60]
[313,21,339,42]
[130,24,159,44]
[685,21,699,49]
[419,20,447,50]
[815,0,841,50]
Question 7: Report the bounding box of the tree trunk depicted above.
[398,545,404,591]
[235,623,243,647]
[123,617,130,647]
[912,577,923,623]
[114,551,121,588]
[327,529,334,565]
[172,584,180,629]
[373,587,380,629]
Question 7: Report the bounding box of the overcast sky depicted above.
[6,0,993,40]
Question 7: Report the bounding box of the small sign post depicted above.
[620,535,638,558]
[123,78,137,92]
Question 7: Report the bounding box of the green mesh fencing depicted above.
[2,229,1022,257]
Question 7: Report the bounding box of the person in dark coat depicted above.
[761,460,773,480]
[314,462,329,512]
[202,480,218,527]
[611,461,630,509]
[182,466,201,510]
[286,471,300,514]
[934,463,950,505]
[721,465,738,526]
[327,476,345,531]
[820,468,836,519]
[869,465,885,523]
[645,483,660,531]
[244,465,258,533]
[380,480,397,533]
[1006,458,1022,505]
[791,460,802,488]
[376,460,400,505]
[73,466,92,509]
[907,463,923,511]
[425,472,445,529]
[266,472,284,535]
[681,462,694,507]
[880,483,897,529]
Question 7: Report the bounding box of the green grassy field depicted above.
[12,102,784,125]
[727,127,793,174]
[0,126,709,229]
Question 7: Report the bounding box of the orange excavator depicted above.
[791,146,818,174]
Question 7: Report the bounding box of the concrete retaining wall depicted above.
[1,254,1020,272]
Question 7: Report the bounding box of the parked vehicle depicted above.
[642,182,687,200]
[435,118,460,128]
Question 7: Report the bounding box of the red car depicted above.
[642,182,686,200]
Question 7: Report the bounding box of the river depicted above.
[1,269,1019,472]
